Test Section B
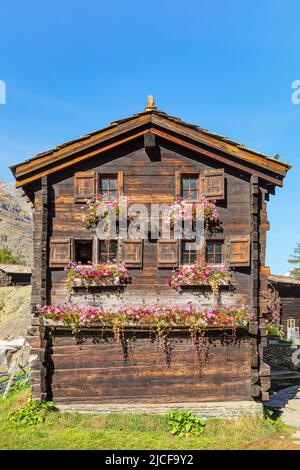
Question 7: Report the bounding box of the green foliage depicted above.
[9,398,56,426]
[0,245,24,265]
[264,406,286,430]
[166,410,206,437]
[288,243,300,280]
[266,323,284,339]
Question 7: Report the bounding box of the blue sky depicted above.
[0,0,299,274]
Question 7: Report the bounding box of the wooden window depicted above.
[74,172,96,202]
[157,240,178,267]
[175,171,200,200]
[181,175,199,200]
[203,169,224,199]
[181,240,198,265]
[74,240,93,264]
[99,240,118,262]
[122,240,143,267]
[99,175,118,197]
[50,238,71,267]
[227,236,250,266]
[206,241,223,264]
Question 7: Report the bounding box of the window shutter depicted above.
[50,238,72,267]
[122,240,143,267]
[74,172,96,202]
[157,240,178,267]
[227,236,250,267]
[203,169,224,199]
[175,171,181,199]
[117,171,124,196]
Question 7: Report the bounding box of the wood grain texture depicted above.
[45,327,254,404]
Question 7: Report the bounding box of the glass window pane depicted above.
[189,190,198,200]
[182,178,189,190]
[207,244,214,254]
[110,178,117,189]
[215,244,222,254]
[182,254,189,264]
[206,254,214,263]
[190,178,198,189]
[215,254,222,264]
[101,178,109,190]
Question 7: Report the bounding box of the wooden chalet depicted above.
[268,274,300,334]
[0,264,32,286]
[11,97,291,415]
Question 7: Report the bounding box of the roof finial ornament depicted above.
[274,153,280,160]
[145,95,156,111]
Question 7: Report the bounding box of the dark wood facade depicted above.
[268,275,300,334]
[11,99,290,407]
[0,265,31,286]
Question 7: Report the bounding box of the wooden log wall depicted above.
[48,142,251,307]
[26,176,49,400]
[45,326,255,404]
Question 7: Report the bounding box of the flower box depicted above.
[65,262,129,292]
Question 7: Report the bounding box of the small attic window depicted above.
[181,175,199,200]
[99,175,118,197]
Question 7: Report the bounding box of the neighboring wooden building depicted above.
[268,274,300,333]
[10,97,291,413]
[0,264,32,286]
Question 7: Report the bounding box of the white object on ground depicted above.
[0,337,36,399]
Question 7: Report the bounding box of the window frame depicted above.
[205,240,224,265]
[98,239,119,263]
[180,239,200,266]
[99,174,118,198]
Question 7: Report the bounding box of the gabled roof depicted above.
[11,96,291,188]
[0,264,32,274]
[268,274,300,286]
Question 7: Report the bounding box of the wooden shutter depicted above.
[122,240,143,267]
[117,171,124,196]
[227,236,250,266]
[175,171,181,199]
[74,172,96,202]
[203,169,224,199]
[50,238,72,267]
[157,240,178,267]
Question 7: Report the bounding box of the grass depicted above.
[0,387,299,450]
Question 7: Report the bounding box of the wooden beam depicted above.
[151,113,290,176]
[152,128,283,187]
[16,130,147,187]
[14,114,152,179]
[16,126,284,188]
[144,132,156,150]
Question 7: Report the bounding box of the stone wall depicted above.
[264,336,300,371]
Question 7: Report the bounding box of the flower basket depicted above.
[65,262,129,292]
[168,262,231,291]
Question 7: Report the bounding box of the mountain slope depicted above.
[0,181,33,265]
[0,286,31,340]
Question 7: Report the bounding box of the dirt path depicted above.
[266,385,300,443]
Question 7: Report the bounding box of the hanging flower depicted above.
[166,197,220,229]
[82,194,134,229]
[39,303,253,330]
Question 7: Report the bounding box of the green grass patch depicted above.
[0,389,298,450]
